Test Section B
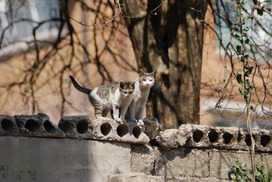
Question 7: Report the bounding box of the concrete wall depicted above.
[0,137,131,182]
[0,114,271,182]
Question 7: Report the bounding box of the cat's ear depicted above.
[151,71,156,77]
[120,82,125,89]
[130,81,135,88]
[138,68,145,75]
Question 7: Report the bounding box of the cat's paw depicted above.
[115,118,124,124]
[137,119,145,127]
[96,116,107,120]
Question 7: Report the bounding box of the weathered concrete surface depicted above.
[0,114,152,145]
[91,118,149,144]
[0,115,19,135]
[109,172,162,182]
[1,115,272,182]
[131,145,272,181]
[15,113,65,138]
[209,150,272,180]
[109,173,231,182]
[143,117,161,140]
[155,124,272,152]
[130,145,209,178]
[0,136,131,182]
[58,115,92,138]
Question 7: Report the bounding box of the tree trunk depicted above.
[122,0,208,129]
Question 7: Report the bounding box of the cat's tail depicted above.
[69,75,92,94]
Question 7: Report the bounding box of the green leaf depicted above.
[230,173,236,180]
[244,54,249,60]
[244,66,253,77]
[241,56,247,62]
[239,87,249,97]
[243,28,248,32]
[234,34,241,39]
[247,86,254,92]
[244,38,250,44]
[236,74,244,85]
[236,45,244,55]
[243,17,249,22]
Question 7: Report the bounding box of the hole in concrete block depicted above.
[237,132,242,143]
[193,130,204,143]
[100,123,111,136]
[43,120,55,133]
[132,126,141,138]
[25,120,40,132]
[245,134,251,146]
[1,119,13,131]
[223,132,233,144]
[208,129,219,143]
[58,122,73,133]
[261,135,270,147]
[245,134,256,146]
[77,120,88,134]
[117,124,128,137]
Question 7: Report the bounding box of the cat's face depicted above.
[119,81,135,98]
[138,70,156,88]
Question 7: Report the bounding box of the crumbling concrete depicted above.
[155,124,272,152]
[130,144,272,181]
[0,115,19,136]
[0,113,151,144]
[15,113,65,138]
[143,117,161,140]
[0,114,271,182]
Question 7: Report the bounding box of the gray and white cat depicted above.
[69,76,135,123]
[126,70,156,123]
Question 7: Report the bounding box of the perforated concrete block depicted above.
[58,115,92,138]
[156,124,272,152]
[91,118,150,144]
[0,115,19,136]
[15,113,65,137]
[252,129,272,152]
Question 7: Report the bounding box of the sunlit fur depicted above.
[126,70,156,122]
[69,76,135,123]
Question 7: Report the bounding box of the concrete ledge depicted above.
[0,115,20,136]
[91,118,149,144]
[1,114,272,182]
[0,113,151,144]
[58,115,92,138]
[156,124,272,152]
[15,113,65,138]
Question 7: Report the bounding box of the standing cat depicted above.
[126,70,156,123]
[69,76,135,123]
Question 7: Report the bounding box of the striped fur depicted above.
[69,76,135,122]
